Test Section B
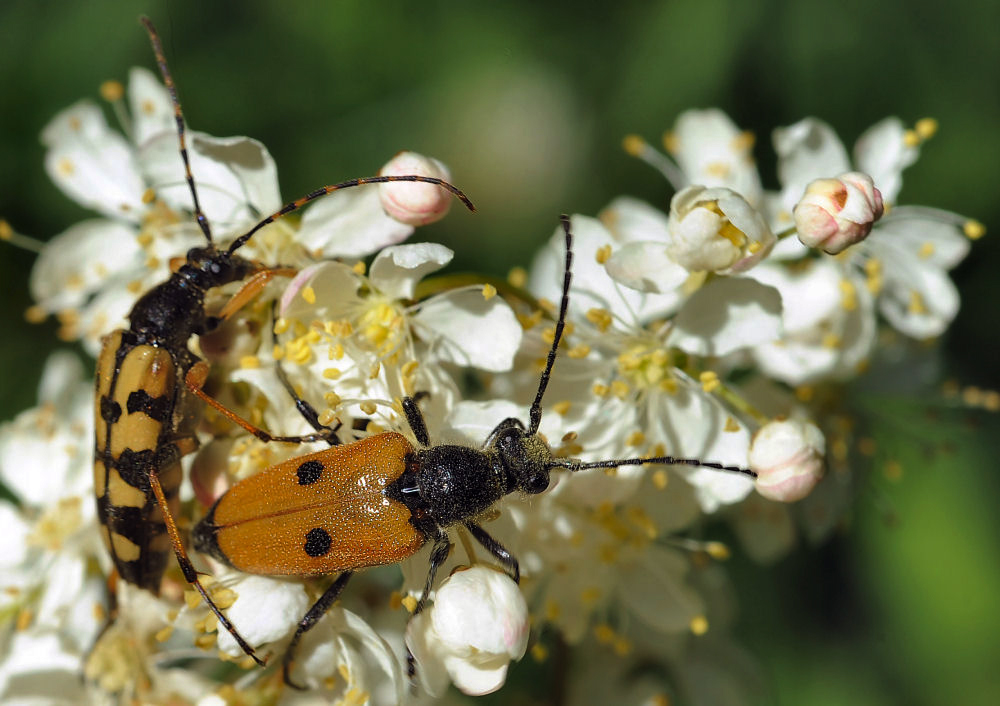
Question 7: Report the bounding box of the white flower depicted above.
[407,567,528,696]
[794,172,885,254]
[749,419,826,502]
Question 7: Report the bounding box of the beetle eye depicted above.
[523,469,549,495]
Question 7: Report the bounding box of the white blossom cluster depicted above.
[0,64,983,706]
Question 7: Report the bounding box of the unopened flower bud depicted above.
[406,566,529,696]
[379,151,452,226]
[749,419,825,502]
[794,172,884,254]
[666,185,774,273]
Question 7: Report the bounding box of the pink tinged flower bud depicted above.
[666,185,775,273]
[378,151,453,226]
[749,419,826,502]
[794,171,885,254]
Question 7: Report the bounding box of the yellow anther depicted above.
[0,219,11,240]
[595,244,612,264]
[747,240,763,254]
[541,326,558,345]
[352,261,366,275]
[592,382,609,397]
[154,626,174,643]
[507,266,527,288]
[699,370,720,393]
[593,623,615,643]
[239,355,260,369]
[184,589,203,610]
[662,130,679,154]
[903,129,920,148]
[15,609,32,632]
[531,644,549,662]
[545,599,561,621]
[517,309,543,330]
[57,158,75,175]
[24,305,47,324]
[318,409,337,426]
[908,290,928,315]
[717,220,748,248]
[194,634,216,650]
[140,187,156,204]
[884,459,903,481]
[586,307,613,332]
[659,376,679,394]
[322,367,342,380]
[705,541,730,560]
[732,130,756,153]
[581,587,603,607]
[690,615,709,635]
[964,219,985,240]
[918,242,935,259]
[99,79,124,102]
[561,431,579,444]
[626,430,645,447]
[482,283,497,300]
[401,595,418,613]
[567,344,591,359]
[613,636,633,656]
[551,400,571,416]
[368,361,381,379]
[401,360,420,379]
[360,401,377,416]
[273,317,289,334]
[610,380,631,399]
[652,469,669,490]
[723,416,741,433]
[301,286,316,304]
[622,134,648,157]
[915,117,938,140]
[822,332,842,349]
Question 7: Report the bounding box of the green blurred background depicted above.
[1,1,997,704]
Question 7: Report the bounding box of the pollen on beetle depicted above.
[964,219,985,240]
[699,370,720,393]
[482,283,497,300]
[690,615,709,635]
[239,355,260,369]
[595,244,612,264]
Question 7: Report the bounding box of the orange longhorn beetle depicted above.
[193,215,759,687]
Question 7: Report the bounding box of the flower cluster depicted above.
[0,60,983,706]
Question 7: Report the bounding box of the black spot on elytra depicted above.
[100,396,122,424]
[114,448,156,490]
[127,390,171,422]
[296,460,324,485]
[304,527,332,557]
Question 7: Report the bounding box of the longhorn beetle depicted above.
[94,16,474,664]
[193,215,759,687]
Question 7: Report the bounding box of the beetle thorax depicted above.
[415,445,507,527]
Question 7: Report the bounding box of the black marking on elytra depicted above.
[114,448,157,490]
[296,460,324,486]
[127,389,171,422]
[100,397,122,425]
[303,527,332,558]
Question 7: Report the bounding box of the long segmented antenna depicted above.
[528,214,573,434]
[226,176,476,255]
[558,455,757,479]
[141,16,214,244]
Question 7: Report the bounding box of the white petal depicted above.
[668,277,782,356]
[443,655,511,696]
[854,117,918,204]
[618,544,703,634]
[42,101,146,219]
[0,503,29,569]
[604,241,689,293]
[138,132,281,233]
[413,289,522,372]
[29,219,141,313]
[369,242,453,300]
[215,576,309,656]
[599,196,671,244]
[773,118,851,214]
[127,67,174,146]
[877,252,960,338]
[875,208,971,270]
[671,109,763,206]
[297,185,414,258]
[730,493,797,564]
[278,260,361,321]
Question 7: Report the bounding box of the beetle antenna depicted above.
[141,16,213,245]
[529,214,573,435]
[226,176,476,255]
[555,455,757,479]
